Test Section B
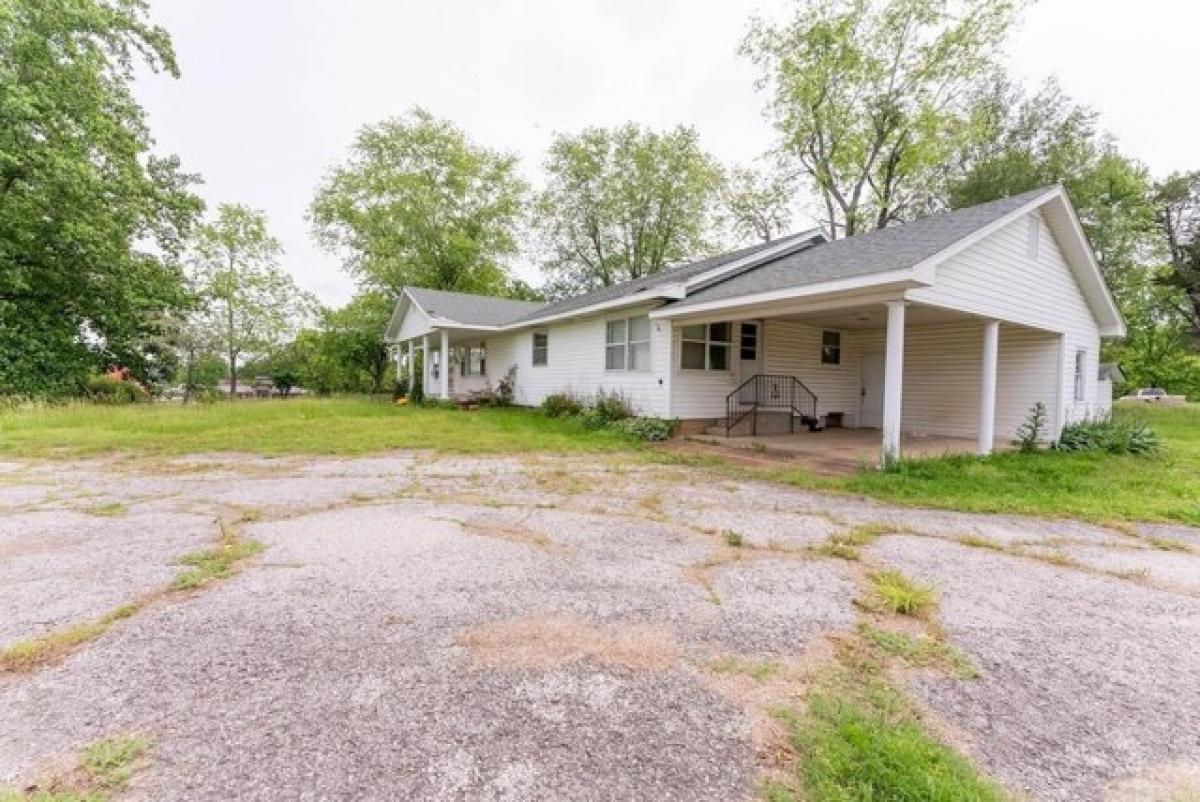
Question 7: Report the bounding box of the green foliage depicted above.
[743,0,1019,237]
[81,735,149,790]
[1012,402,1047,453]
[866,570,935,617]
[588,390,634,425]
[536,124,723,296]
[186,204,318,393]
[722,530,745,548]
[1053,417,1161,455]
[1155,171,1200,339]
[309,108,528,298]
[720,164,796,243]
[785,679,1009,801]
[541,392,585,418]
[85,374,149,405]
[312,291,394,394]
[609,416,677,442]
[0,0,204,397]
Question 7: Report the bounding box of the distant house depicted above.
[385,186,1124,461]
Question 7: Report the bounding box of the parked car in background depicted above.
[1118,388,1187,405]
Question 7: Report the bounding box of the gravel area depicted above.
[1,453,1198,800]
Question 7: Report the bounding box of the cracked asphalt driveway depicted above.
[1,452,1199,801]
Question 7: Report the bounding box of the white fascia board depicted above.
[649,268,929,319]
[682,229,825,291]
[506,290,678,329]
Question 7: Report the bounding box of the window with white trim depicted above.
[605,315,651,371]
[460,345,485,377]
[821,330,842,365]
[1074,349,1086,401]
[532,331,548,366]
[680,322,731,371]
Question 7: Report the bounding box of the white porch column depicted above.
[421,334,429,393]
[978,320,1000,454]
[407,340,415,390]
[439,328,450,399]
[881,300,906,465]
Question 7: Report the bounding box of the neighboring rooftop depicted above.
[405,286,546,327]
[669,186,1057,308]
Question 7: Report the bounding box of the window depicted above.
[680,322,731,371]
[1074,349,1086,401]
[532,331,548,366]
[605,315,651,371]
[739,322,758,361]
[460,345,485,377]
[821,330,842,365]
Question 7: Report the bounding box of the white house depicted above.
[385,186,1124,462]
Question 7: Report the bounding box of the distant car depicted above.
[1118,387,1186,405]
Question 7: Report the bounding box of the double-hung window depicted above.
[680,322,731,371]
[821,330,841,365]
[605,314,651,371]
[460,345,485,377]
[532,331,548,367]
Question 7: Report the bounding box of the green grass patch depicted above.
[0,604,139,673]
[171,526,263,591]
[768,672,1010,802]
[864,570,936,618]
[709,655,784,682]
[84,502,127,518]
[0,398,640,458]
[859,623,979,680]
[1,735,148,801]
[722,530,745,548]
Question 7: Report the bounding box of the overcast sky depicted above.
[134,0,1198,306]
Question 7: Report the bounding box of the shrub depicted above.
[541,392,584,418]
[1012,402,1047,452]
[87,373,149,404]
[418,397,459,411]
[495,365,517,406]
[590,389,633,424]
[1054,417,1161,455]
[610,416,677,442]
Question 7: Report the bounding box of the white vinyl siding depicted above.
[909,209,1103,433]
[482,304,669,416]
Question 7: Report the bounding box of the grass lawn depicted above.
[3,398,1197,527]
[0,397,638,458]
[823,405,1200,527]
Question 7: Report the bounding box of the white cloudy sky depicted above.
[134,0,1198,306]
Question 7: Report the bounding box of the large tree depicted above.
[188,204,317,394]
[1154,171,1200,340]
[0,0,203,396]
[720,165,797,243]
[742,0,1018,238]
[535,124,723,296]
[317,291,394,394]
[309,108,528,299]
[949,79,1157,302]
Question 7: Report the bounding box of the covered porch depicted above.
[393,327,493,401]
[658,291,1064,464]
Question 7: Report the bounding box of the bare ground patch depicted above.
[457,615,680,672]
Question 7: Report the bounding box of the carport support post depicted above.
[978,319,999,454]
[439,328,450,399]
[881,300,906,467]
[407,340,415,391]
[421,334,429,393]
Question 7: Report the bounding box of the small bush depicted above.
[1053,417,1161,455]
[87,373,149,405]
[590,389,633,424]
[1012,401,1047,452]
[610,416,677,442]
[541,392,584,418]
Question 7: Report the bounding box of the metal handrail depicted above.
[724,374,818,436]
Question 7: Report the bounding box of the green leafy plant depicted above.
[589,390,633,424]
[541,392,584,418]
[1012,402,1047,452]
[609,417,677,442]
[723,530,745,547]
[1054,417,1161,455]
[866,570,935,617]
[86,373,149,405]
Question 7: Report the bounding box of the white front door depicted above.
[738,321,762,383]
[860,352,885,428]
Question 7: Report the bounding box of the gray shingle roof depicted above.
[668,186,1057,309]
[405,287,546,327]
[509,235,806,323]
